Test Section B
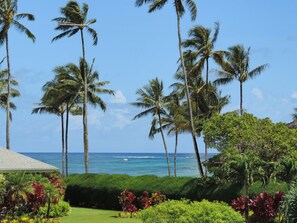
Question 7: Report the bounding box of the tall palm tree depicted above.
[132,78,171,176]
[52,1,97,173]
[136,0,204,177]
[214,45,268,115]
[58,58,114,173]
[0,0,35,150]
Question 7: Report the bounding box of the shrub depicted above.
[118,189,137,213]
[231,191,285,222]
[285,183,297,223]
[38,201,70,218]
[140,199,245,223]
[65,174,288,210]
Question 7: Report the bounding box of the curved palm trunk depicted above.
[174,131,178,177]
[65,104,70,176]
[240,81,243,116]
[175,9,204,177]
[61,113,65,176]
[204,58,210,176]
[5,33,11,150]
[80,29,89,174]
[158,113,171,176]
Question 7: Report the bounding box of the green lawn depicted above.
[61,207,141,223]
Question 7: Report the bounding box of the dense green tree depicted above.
[52,0,98,173]
[0,0,35,150]
[214,45,268,115]
[132,78,171,176]
[203,112,297,183]
[135,0,204,177]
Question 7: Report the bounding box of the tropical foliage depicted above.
[0,0,35,150]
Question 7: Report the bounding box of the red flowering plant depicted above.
[138,191,150,209]
[250,191,284,222]
[27,182,46,212]
[118,189,138,214]
[231,191,285,222]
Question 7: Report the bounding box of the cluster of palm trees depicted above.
[0,0,113,175]
[0,0,269,177]
[133,0,268,177]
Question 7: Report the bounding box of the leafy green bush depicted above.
[285,182,297,223]
[38,201,70,218]
[140,199,245,223]
[65,174,288,210]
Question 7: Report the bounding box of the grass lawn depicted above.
[61,207,141,223]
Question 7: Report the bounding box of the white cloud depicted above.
[109,109,132,129]
[291,91,297,99]
[252,88,264,99]
[110,90,127,104]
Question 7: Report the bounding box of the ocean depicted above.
[23,153,217,177]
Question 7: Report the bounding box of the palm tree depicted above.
[32,101,67,176]
[52,1,97,173]
[183,22,221,94]
[214,45,268,115]
[132,78,171,176]
[57,58,114,173]
[136,0,204,177]
[0,0,35,150]
[0,69,20,122]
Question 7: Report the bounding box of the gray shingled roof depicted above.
[0,148,59,173]
[288,120,297,129]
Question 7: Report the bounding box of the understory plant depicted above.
[118,189,166,217]
[140,199,245,223]
[231,191,284,222]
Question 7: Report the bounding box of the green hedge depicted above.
[64,174,288,210]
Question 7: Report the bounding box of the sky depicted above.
[0,0,297,153]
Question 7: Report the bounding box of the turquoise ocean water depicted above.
[23,153,217,177]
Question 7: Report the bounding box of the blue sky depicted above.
[1,0,297,153]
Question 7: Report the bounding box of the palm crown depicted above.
[52,0,97,45]
[0,0,35,44]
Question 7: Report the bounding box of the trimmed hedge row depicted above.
[64,174,288,210]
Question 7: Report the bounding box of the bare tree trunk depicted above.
[174,132,178,177]
[240,81,243,116]
[158,113,171,176]
[5,33,11,150]
[175,9,204,177]
[61,113,65,177]
[66,104,69,176]
[204,141,208,176]
[80,29,89,174]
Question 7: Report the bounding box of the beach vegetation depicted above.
[65,173,287,211]
[52,0,98,174]
[139,199,245,223]
[0,173,68,222]
[135,0,206,178]
[0,0,35,150]
[214,45,268,115]
[131,78,172,176]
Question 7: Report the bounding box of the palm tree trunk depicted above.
[66,104,70,176]
[61,113,65,177]
[158,113,171,177]
[240,81,243,116]
[174,131,178,177]
[80,29,89,174]
[206,58,209,94]
[175,9,204,177]
[5,33,11,150]
[205,144,209,176]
